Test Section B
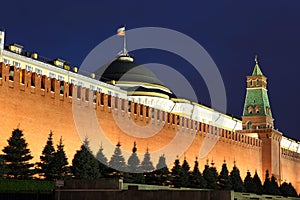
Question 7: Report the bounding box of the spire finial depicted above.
[255,55,258,65]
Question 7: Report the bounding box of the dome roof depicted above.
[96,55,164,86]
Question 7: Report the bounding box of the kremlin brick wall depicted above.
[0,63,299,192]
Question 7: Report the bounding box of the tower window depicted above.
[255,106,260,113]
[250,80,253,86]
[248,106,253,114]
[246,121,252,129]
[256,79,259,86]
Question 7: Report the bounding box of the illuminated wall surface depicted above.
[0,31,299,192]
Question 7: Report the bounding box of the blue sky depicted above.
[1,0,300,140]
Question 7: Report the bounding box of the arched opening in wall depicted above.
[167,113,170,124]
[9,66,14,81]
[121,99,125,111]
[85,89,89,101]
[246,121,252,129]
[140,105,143,116]
[157,110,160,120]
[93,91,96,103]
[114,96,118,109]
[108,95,111,107]
[41,75,45,90]
[134,103,137,114]
[151,108,154,119]
[60,82,64,95]
[77,86,81,99]
[20,69,25,84]
[128,101,131,112]
[68,84,73,97]
[31,74,35,87]
[50,79,55,92]
[100,93,104,105]
[0,65,2,78]
[146,106,149,118]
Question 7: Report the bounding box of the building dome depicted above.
[97,55,164,86]
[96,55,173,99]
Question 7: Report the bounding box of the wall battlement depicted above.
[0,62,262,149]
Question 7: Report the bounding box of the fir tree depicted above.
[203,160,218,189]
[252,171,263,194]
[152,154,170,186]
[127,142,140,173]
[52,137,69,179]
[0,155,9,178]
[244,171,256,193]
[37,131,56,180]
[280,182,298,197]
[125,142,144,183]
[181,157,190,187]
[263,170,271,194]
[72,138,100,179]
[218,161,232,190]
[269,175,281,195]
[140,148,154,172]
[108,142,126,174]
[189,157,206,188]
[95,144,109,177]
[171,158,183,187]
[229,163,245,192]
[2,128,34,179]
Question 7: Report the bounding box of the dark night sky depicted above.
[1,1,300,140]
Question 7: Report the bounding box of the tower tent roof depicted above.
[252,56,264,76]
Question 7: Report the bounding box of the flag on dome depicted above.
[117,27,125,36]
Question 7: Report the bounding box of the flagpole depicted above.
[124,32,127,55]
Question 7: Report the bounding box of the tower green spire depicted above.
[252,55,263,76]
[242,56,274,130]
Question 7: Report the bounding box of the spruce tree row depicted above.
[0,128,298,197]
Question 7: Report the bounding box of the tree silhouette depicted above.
[0,155,9,178]
[181,157,190,187]
[269,175,281,195]
[72,138,100,179]
[203,160,218,189]
[189,157,206,188]
[252,171,263,194]
[171,158,183,187]
[2,128,34,179]
[125,142,144,183]
[37,131,56,180]
[108,141,126,175]
[52,137,69,179]
[95,144,109,177]
[244,171,256,193]
[280,182,298,197]
[218,161,232,190]
[140,147,154,172]
[152,154,170,186]
[127,142,140,173]
[229,163,245,192]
